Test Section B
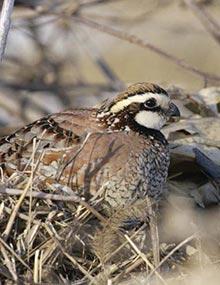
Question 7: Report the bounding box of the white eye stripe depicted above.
[110,93,169,113]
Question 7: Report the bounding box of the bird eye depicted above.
[144,98,157,109]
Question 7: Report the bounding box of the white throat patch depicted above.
[135,110,166,130]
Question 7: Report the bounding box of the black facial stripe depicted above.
[140,104,162,113]
[127,119,168,144]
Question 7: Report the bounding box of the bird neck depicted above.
[96,111,167,144]
[129,119,168,144]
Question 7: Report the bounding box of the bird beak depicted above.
[167,102,180,118]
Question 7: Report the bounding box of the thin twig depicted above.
[44,223,96,284]
[113,257,143,281]
[184,0,220,45]
[124,234,167,285]
[0,245,17,281]
[0,237,32,273]
[146,197,160,267]
[82,223,148,283]
[146,233,197,282]
[0,0,15,61]
[2,138,37,241]
[106,223,148,263]
[73,15,220,83]
[57,132,91,182]
[0,186,106,223]
[3,205,41,225]
[74,27,124,90]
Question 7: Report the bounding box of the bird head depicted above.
[97,82,180,132]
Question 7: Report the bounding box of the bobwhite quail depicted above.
[0,83,180,212]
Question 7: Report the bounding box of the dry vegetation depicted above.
[0,0,220,284]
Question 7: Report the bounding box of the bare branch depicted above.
[73,15,220,83]
[146,234,197,282]
[124,234,167,285]
[0,0,15,61]
[0,186,106,223]
[184,0,220,46]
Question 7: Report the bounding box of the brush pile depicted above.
[0,85,219,284]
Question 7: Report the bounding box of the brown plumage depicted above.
[0,82,180,213]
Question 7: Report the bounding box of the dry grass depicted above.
[0,85,219,284]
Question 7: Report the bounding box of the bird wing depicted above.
[0,108,99,174]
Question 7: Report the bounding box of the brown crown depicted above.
[115,82,168,102]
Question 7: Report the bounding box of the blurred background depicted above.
[0,0,220,135]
